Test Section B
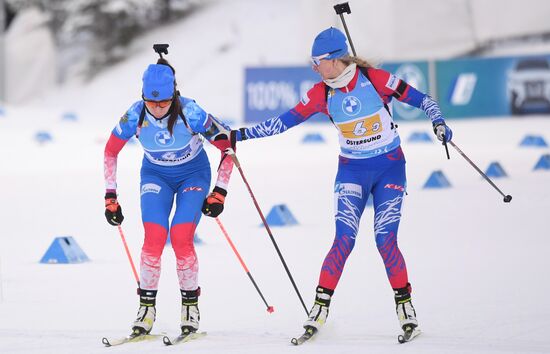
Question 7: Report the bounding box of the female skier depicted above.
[231,27,453,341]
[103,46,234,337]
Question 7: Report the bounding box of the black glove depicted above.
[105,192,124,225]
[201,187,226,218]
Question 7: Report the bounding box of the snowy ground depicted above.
[0,108,549,353]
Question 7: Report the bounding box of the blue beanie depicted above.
[311,27,349,59]
[142,64,175,100]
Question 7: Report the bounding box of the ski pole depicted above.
[443,136,450,160]
[226,149,309,315]
[334,2,357,56]
[448,141,512,203]
[116,225,141,288]
[215,217,274,313]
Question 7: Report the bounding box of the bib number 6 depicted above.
[353,121,367,136]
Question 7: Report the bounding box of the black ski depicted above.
[162,330,206,345]
[397,326,421,343]
[291,326,317,345]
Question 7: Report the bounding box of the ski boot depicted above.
[180,288,200,334]
[132,289,157,335]
[394,283,418,330]
[394,283,420,342]
[303,286,334,331]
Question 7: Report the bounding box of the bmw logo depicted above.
[342,96,361,116]
[154,130,175,146]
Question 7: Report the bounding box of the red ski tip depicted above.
[267,306,275,313]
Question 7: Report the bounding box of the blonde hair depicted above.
[338,55,376,69]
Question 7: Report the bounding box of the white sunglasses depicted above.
[311,50,341,66]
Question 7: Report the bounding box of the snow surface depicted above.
[1,108,549,354]
[1,0,550,353]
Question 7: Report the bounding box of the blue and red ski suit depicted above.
[104,97,234,291]
[238,67,445,291]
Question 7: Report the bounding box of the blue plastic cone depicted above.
[127,136,138,145]
[520,135,548,147]
[534,154,550,171]
[423,170,451,189]
[194,233,204,245]
[62,112,78,121]
[40,236,90,264]
[166,233,203,246]
[408,131,433,143]
[302,133,325,144]
[485,162,508,178]
[264,204,298,226]
[35,131,53,144]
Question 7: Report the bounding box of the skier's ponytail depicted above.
[339,55,376,70]
[156,58,182,136]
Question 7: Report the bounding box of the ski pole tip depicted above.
[267,306,275,313]
[503,195,512,203]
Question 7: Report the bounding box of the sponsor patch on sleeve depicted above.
[300,92,310,106]
[385,74,399,91]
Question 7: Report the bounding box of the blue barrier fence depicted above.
[244,54,550,123]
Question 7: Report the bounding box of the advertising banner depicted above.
[379,61,430,122]
[244,67,324,123]
[244,62,431,123]
[436,55,550,118]
[244,54,550,123]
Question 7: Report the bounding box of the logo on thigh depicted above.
[335,182,363,199]
[141,183,161,196]
[334,182,362,233]
[183,186,203,193]
[384,183,405,192]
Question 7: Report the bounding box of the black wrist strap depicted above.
[105,192,117,199]
[239,128,247,141]
[212,186,227,196]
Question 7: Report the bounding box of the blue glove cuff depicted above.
[432,118,445,127]
[235,128,247,141]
